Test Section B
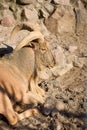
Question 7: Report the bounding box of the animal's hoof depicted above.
[9,114,18,126]
[32,108,40,116]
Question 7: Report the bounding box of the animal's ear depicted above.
[39,39,49,53]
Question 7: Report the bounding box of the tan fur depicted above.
[0,28,46,125]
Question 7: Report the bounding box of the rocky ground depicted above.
[0,0,87,130]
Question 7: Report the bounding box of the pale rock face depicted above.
[53,0,70,6]
[73,56,85,68]
[37,0,44,3]
[44,3,54,14]
[75,0,87,34]
[56,100,65,111]
[22,6,38,23]
[51,63,73,77]
[0,8,13,20]
[38,68,52,80]
[45,6,75,34]
[58,12,75,34]
[1,16,15,27]
[39,8,50,19]
[68,46,77,53]
[39,21,50,37]
[56,122,62,130]
[51,45,66,66]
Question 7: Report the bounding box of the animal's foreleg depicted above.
[0,92,18,125]
[16,108,39,121]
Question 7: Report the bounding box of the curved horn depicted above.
[10,23,39,38]
[15,31,44,51]
[10,24,23,38]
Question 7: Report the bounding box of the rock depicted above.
[57,8,75,34]
[22,6,38,22]
[57,122,63,130]
[56,101,65,111]
[73,56,85,68]
[44,3,54,14]
[53,78,60,88]
[75,1,87,34]
[14,6,22,21]
[37,0,43,3]
[68,45,77,53]
[82,47,87,57]
[41,103,54,115]
[18,0,36,4]
[51,63,73,76]
[45,6,75,34]
[0,8,13,20]
[9,1,19,12]
[52,6,65,19]
[45,17,58,35]
[39,8,49,19]
[45,6,65,34]
[0,0,5,2]
[39,21,50,37]
[51,45,66,66]
[53,0,70,6]
[81,0,87,3]
[37,0,51,4]
[41,97,56,115]
[38,68,52,80]
[0,2,9,10]
[1,16,15,27]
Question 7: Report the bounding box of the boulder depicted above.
[38,68,52,80]
[51,63,73,76]
[75,0,87,34]
[22,6,38,22]
[39,8,49,19]
[53,0,70,6]
[45,6,75,34]
[1,16,15,27]
[37,0,43,3]
[68,45,77,53]
[56,100,65,111]
[39,21,50,37]
[0,8,13,20]
[73,56,85,68]
[44,3,54,14]
[51,45,66,66]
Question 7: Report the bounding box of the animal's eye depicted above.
[41,49,46,53]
